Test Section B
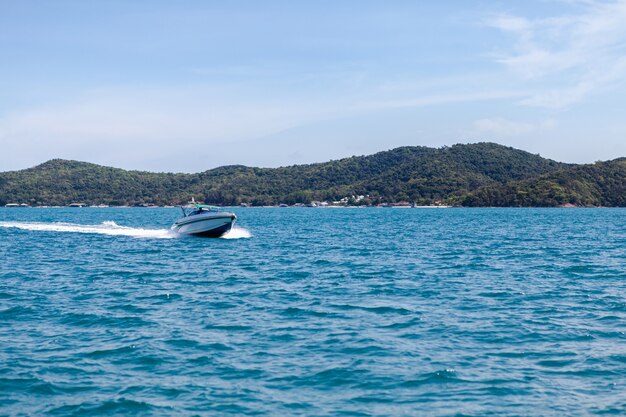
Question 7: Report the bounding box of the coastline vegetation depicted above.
[0,143,623,207]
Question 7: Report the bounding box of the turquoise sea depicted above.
[1,207,625,416]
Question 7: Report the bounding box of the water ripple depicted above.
[1,207,625,416]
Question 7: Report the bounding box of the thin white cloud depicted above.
[0,79,529,154]
[489,15,532,35]
[355,90,527,111]
[0,87,339,171]
[472,118,557,137]
[487,0,626,108]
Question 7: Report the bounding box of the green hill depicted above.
[1,142,621,207]
[457,158,626,207]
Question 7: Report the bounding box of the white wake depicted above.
[221,226,252,239]
[0,221,252,240]
[0,221,175,239]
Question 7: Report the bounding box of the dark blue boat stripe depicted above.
[175,216,232,227]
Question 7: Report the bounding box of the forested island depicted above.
[1,143,624,207]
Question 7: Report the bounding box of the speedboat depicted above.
[171,203,236,237]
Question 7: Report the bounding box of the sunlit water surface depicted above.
[1,207,625,416]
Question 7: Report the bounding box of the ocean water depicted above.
[1,207,625,416]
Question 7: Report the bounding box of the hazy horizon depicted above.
[2,1,626,172]
[4,140,620,174]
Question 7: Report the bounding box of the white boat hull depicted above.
[171,212,236,237]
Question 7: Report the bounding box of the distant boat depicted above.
[171,203,236,238]
[5,203,20,207]
[68,203,86,207]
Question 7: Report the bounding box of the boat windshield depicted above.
[182,203,222,217]
[194,204,221,211]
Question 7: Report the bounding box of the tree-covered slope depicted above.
[0,159,192,206]
[0,142,607,206]
[458,158,626,207]
[185,143,567,205]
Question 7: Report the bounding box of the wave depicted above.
[0,221,175,239]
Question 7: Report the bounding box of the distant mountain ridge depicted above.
[0,143,623,207]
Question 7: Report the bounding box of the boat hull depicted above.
[171,212,236,238]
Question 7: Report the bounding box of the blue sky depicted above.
[1,0,625,172]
